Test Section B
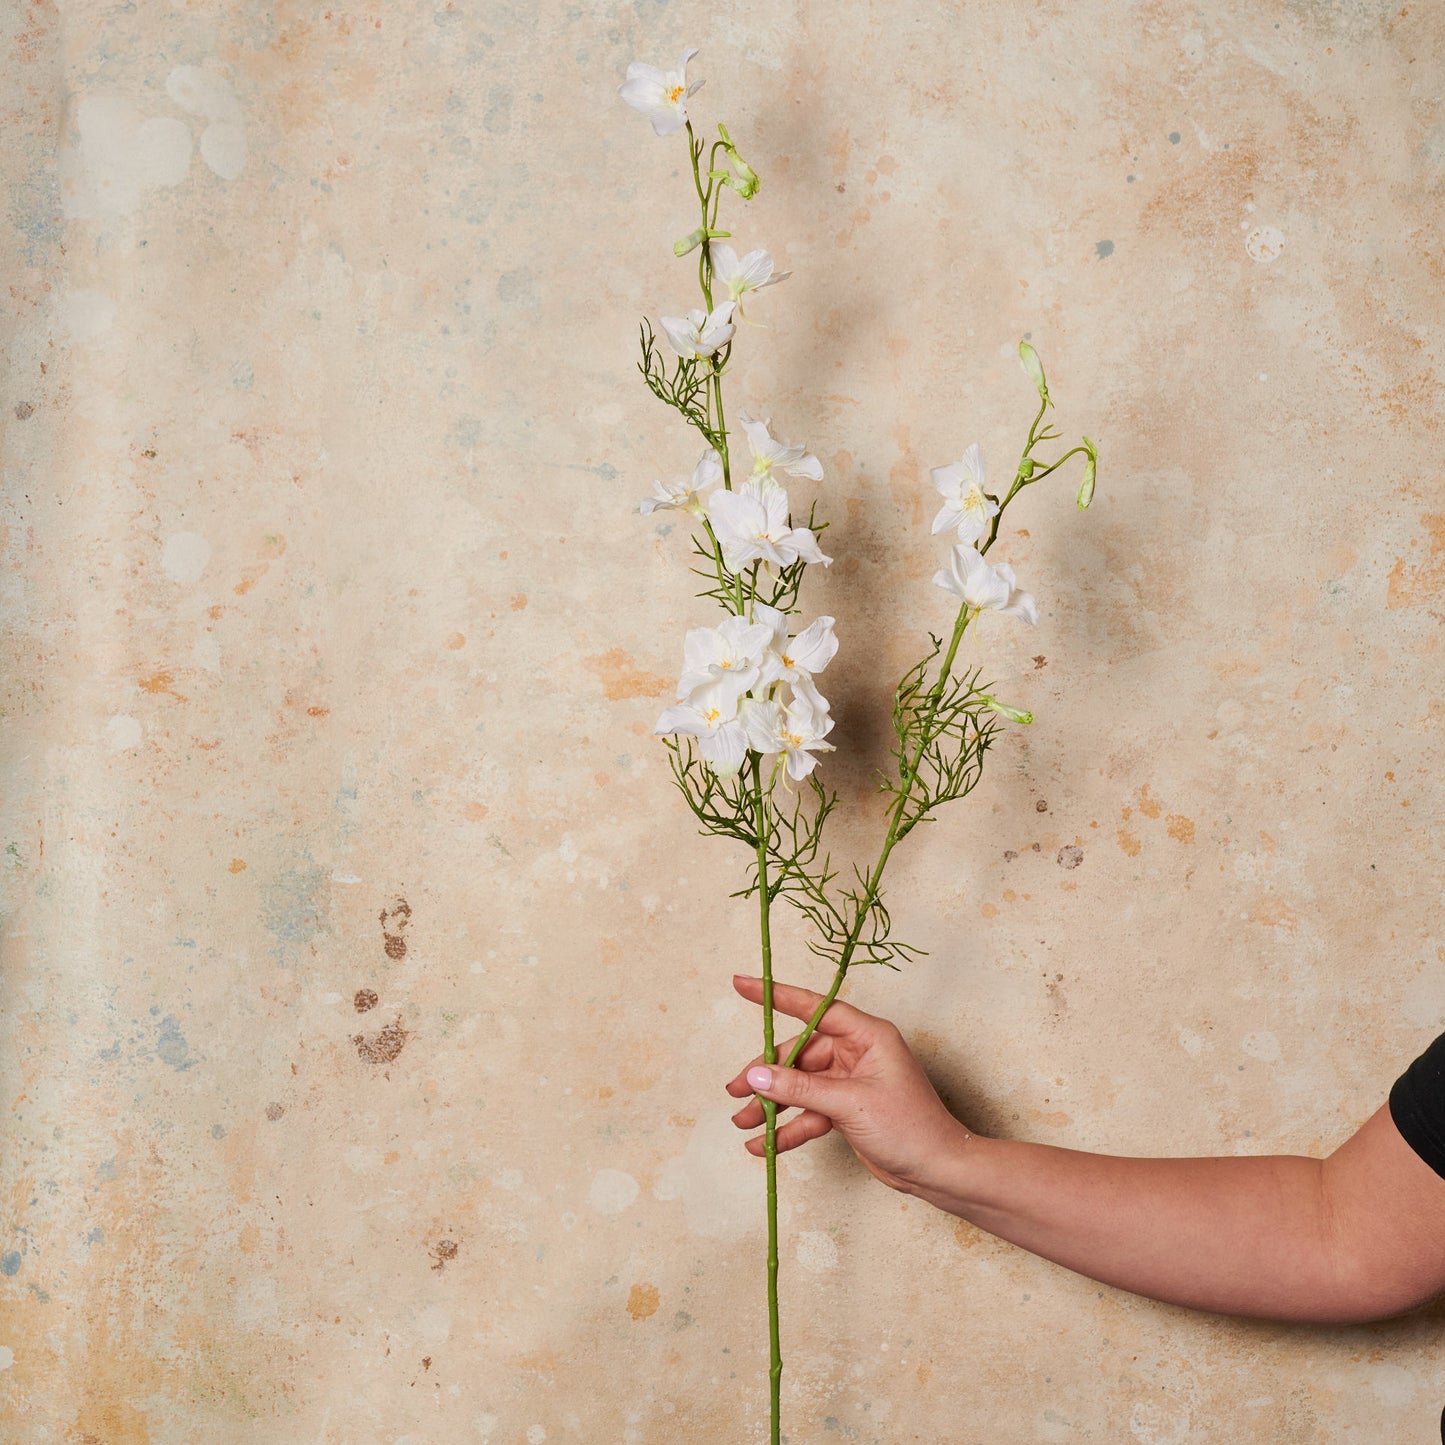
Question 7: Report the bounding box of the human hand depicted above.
[725,975,972,1195]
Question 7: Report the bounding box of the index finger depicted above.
[731,974,878,1040]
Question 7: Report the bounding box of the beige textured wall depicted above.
[3,1,1443,1440]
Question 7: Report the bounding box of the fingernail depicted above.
[746,1065,772,1090]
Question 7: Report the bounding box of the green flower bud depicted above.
[673,226,731,257]
[982,696,1034,725]
[1018,340,1050,405]
[1077,435,1097,510]
[716,122,760,200]
[1017,458,1036,479]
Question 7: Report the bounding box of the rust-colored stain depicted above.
[430,1239,459,1271]
[264,1102,285,1121]
[887,422,926,529]
[445,631,466,649]
[1376,367,1440,430]
[354,988,378,1012]
[1166,813,1196,844]
[582,648,671,701]
[306,705,329,717]
[463,801,489,821]
[228,858,247,873]
[234,532,287,595]
[1028,1108,1071,1128]
[380,897,411,959]
[952,1218,994,1252]
[1249,895,1297,933]
[1139,140,1262,244]
[979,901,999,918]
[1117,829,1141,857]
[137,669,185,701]
[917,1362,932,1385]
[510,592,528,610]
[354,1016,409,1064]
[1386,514,1445,610]
[626,1282,660,1320]
[1137,784,1162,819]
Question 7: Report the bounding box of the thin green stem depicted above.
[685,120,745,614]
[783,398,1063,1066]
[751,754,783,1445]
[782,602,972,1064]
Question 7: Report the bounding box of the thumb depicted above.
[746,1063,856,1120]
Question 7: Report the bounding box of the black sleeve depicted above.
[1389,1031,1445,1180]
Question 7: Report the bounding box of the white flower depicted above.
[675,615,773,712]
[653,699,750,776]
[741,693,836,782]
[707,479,831,573]
[787,670,831,719]
[930,442,999,545]
[709,244,790,322]
[932,543,1039,623]
[752,603,838,691]
[617,48,704,137]
[639,448,723,517]
[738,413,823,487]
[660,301,737,360]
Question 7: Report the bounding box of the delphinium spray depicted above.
[619,47,1099,1443]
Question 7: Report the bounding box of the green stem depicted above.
[783,397,1061,1067]
[752,754,783,1445]
[783,602,973,1066]
[685,119,744,613]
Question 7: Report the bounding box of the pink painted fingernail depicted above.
[747,1066,772,1090]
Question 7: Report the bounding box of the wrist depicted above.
[896,1115,982,1201]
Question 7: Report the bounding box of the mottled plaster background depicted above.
[1,1,1443,1441]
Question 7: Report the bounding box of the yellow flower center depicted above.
[781,653,794,668]
[783,732,803,749]
[703,708,721,725]
[667,84,686,104]
[963,486,986,513]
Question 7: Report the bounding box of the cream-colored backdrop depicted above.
[2,1,1443,1441]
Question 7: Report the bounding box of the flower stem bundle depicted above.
[619,48,1100,1443]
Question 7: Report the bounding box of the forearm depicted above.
[912,1124,1371,1322]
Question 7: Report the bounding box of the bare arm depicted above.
[727,976,1445,1324]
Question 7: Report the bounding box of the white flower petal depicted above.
[699,717,749,775]
[784,617,838,674]
[931,500,963,535]
[785,527,831,566]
